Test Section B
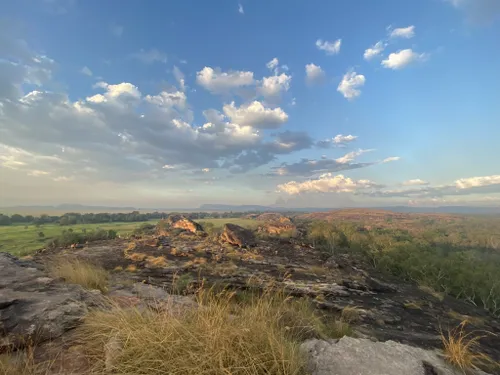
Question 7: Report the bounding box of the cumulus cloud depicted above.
[196,66,255,94]
[238,3,244,14]
[277,173,378,195]
[403,179,429,186]
[337,71,365,100]
[259,73,291,98]
[315,39,341,55]
[266,58,279,72]
[381,49,427,69]
[222,101,288,129]
[130,49,167,64]
[364,41,385,60]
[389,25,415,39]
[317,134,358,148]
[455,175,500,189]
[305,63,325,85]
[361,174,500,199]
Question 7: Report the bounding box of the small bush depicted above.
[49,258,108,293]
[133,223,156,236]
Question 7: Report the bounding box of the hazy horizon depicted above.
[1,0,500,209]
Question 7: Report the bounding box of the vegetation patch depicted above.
[48,258,108,293]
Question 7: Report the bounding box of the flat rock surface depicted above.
[0,253,94,349]
[300,337,489,375]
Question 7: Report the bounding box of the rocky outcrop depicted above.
[220,223,256,247]
[157,215,204,235]
[0,253,93,349]
[300,337,490,375]
[256,214,297,235]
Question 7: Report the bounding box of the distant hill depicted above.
[2,203,499,216]
[199,204,500,215]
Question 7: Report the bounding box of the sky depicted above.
[1,0,500,209]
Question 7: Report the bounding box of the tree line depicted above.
[0,210,258,226]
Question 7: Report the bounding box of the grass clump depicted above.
[49,258,108,293]
[440,320,498,373]
[77,287,337,374]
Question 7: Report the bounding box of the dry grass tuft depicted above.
[126,252,147,262]
[309,265,328,276]
[403,301,423,310]
[341,305,362,324]
[145,256,168,268]
[76,286,338,374]
[447,310,485,327]
[125,264,137,272]
[418,285,445,301]
[49,258,108,293]
[440,320,497,373]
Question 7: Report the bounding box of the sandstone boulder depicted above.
[157,215,203,235]
[0,253,93,349]
[300,337,490,375]
[220,223,256,248]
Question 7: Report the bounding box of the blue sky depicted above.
[1,0,499,208]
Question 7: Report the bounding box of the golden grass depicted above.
[126,252,147,262]
[48,258,108,293]
[77,287,318,374]
[125,264,137,272]
[440,320,498,373]
[447,310,485,327]
[145,256,168,268]
[341,305,362,324]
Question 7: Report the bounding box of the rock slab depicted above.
[300,337,489,375]
[0,253,91,349]
[220,223,256,247]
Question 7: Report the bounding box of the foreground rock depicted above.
[0,253,94,349]
[158,215,203,234]
[300,337,490,375]
[220,223,256,247]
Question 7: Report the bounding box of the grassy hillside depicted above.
[0,220,158,256]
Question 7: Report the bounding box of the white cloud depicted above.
[455,175,500,189]
[110,24,123,37]
[130,49,167,64]
[266,57,279,72]
[80,66,92,76]
[145,91,187,110]
[382,156,400,163]
[315,39,342,55]
[196,66,255,94]
[259,73,291,97]
[238,3,244,14]
[172,66,186,91]
[335,149,373,164]
[202,168,211,173]
[277,173,377,195]
[305,63,325,85]
[381,49,427,69]
[87,82,141,103]
[162,164,176,170]
[223,101,288,129]
[389,25,415,39]
[363,41,385,60]
[333,134,357,144]
[403,179,429,186]
[337,71,365,100]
